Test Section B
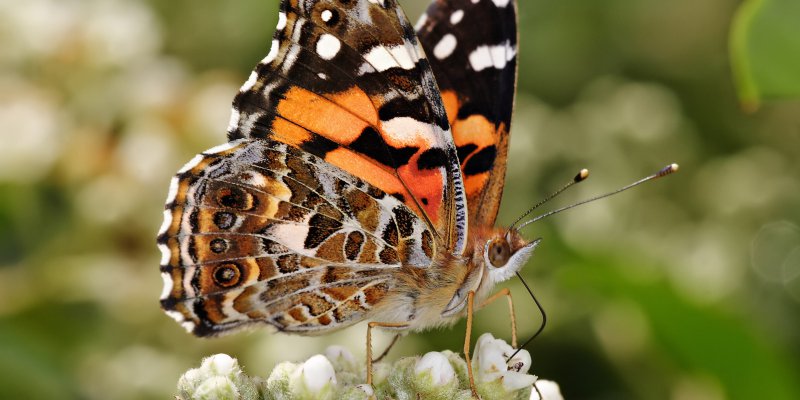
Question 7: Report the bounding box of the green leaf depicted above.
[730,0,800,110]
[559,261,800,400]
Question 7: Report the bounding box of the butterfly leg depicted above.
[366,322,408,387]
[478,287,517,348]
[371,333,402,363]
[464,290,480,399]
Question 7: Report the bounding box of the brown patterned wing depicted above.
[228,0,468,254]
[158,139,436,336]
[416,0,518,227]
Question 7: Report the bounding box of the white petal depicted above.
[415,352,456,386]
[201,354,238,377]
[296,355,337,393]
[507,348,532,374]
[503,371,538,392]
[530,380,564,400]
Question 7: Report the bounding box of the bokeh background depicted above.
[1,0,799,398]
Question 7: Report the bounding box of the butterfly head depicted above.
[480,229,541,286]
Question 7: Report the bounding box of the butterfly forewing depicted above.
[158,139,436,336]
[228,0,468,253]
[416,0,518,227]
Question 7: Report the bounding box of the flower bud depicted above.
[177,354,258,400]
[415,352,457,386]
[289,354,338,399]
[193,376,238,400]
[201,353,237,376]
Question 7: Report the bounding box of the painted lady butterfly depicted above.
[159,0,529,394]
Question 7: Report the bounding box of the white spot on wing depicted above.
[277,12,287,30]
[433,34,457,60]
[490,44,509,68]
[450,10,464,25]
[361,44,418,73]
[160,272,173,299]
[282,45,301,73]
[165,310,197,333]
[165,177,179,205]
[492,0,510,6]
[239,111,262,136]
[380,117,442,147]
[227,108,241,132]
[158,242,171,265]
[468,40,516,71]
[158,209,173,236]
[241,71,259,92]
[242,172,267,187]
[318,72,328,79]
[204,142,237,155]
[321,9,333,22]
[271,224,315,255]
[414,13,427,31]
[178,154,204,173]
[181,321,196,332]
[391,44,417,69]
[468,46,492,71]
[165,310,186,323]
[262,39,280,64]
[316,33,341,60]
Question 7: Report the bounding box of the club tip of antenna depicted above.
[658,163,679,177]
[575,168,589,182]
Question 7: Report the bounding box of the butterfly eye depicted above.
[488,239,511,268]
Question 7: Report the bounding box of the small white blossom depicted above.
[201,353,237,377]
[177,342,554,399]
[325,345,358,372]
[415,351,457,386]
[177,354,258,400]
[290,354,338,398]
[530,379,564,400]
[473,333,538,392]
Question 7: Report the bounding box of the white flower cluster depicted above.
[177,354,259,400]
[175,334,563,400]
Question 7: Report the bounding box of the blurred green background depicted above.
[1,0,799,398]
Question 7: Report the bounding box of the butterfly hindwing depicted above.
[158,139,436,336]
[416,0,518,227]
[229,0,468,253]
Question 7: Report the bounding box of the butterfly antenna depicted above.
[507,169,590,234]
[506,163,678,361]
[517,163,679,232]
[507,271,546,362]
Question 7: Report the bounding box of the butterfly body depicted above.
[159,0,526,339]
[370,225,535,332]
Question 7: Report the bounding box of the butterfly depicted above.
[158,0,528,395]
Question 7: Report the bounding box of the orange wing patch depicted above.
[441,89,507,225]
[278,86,371,144]
[269,85,449,227]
